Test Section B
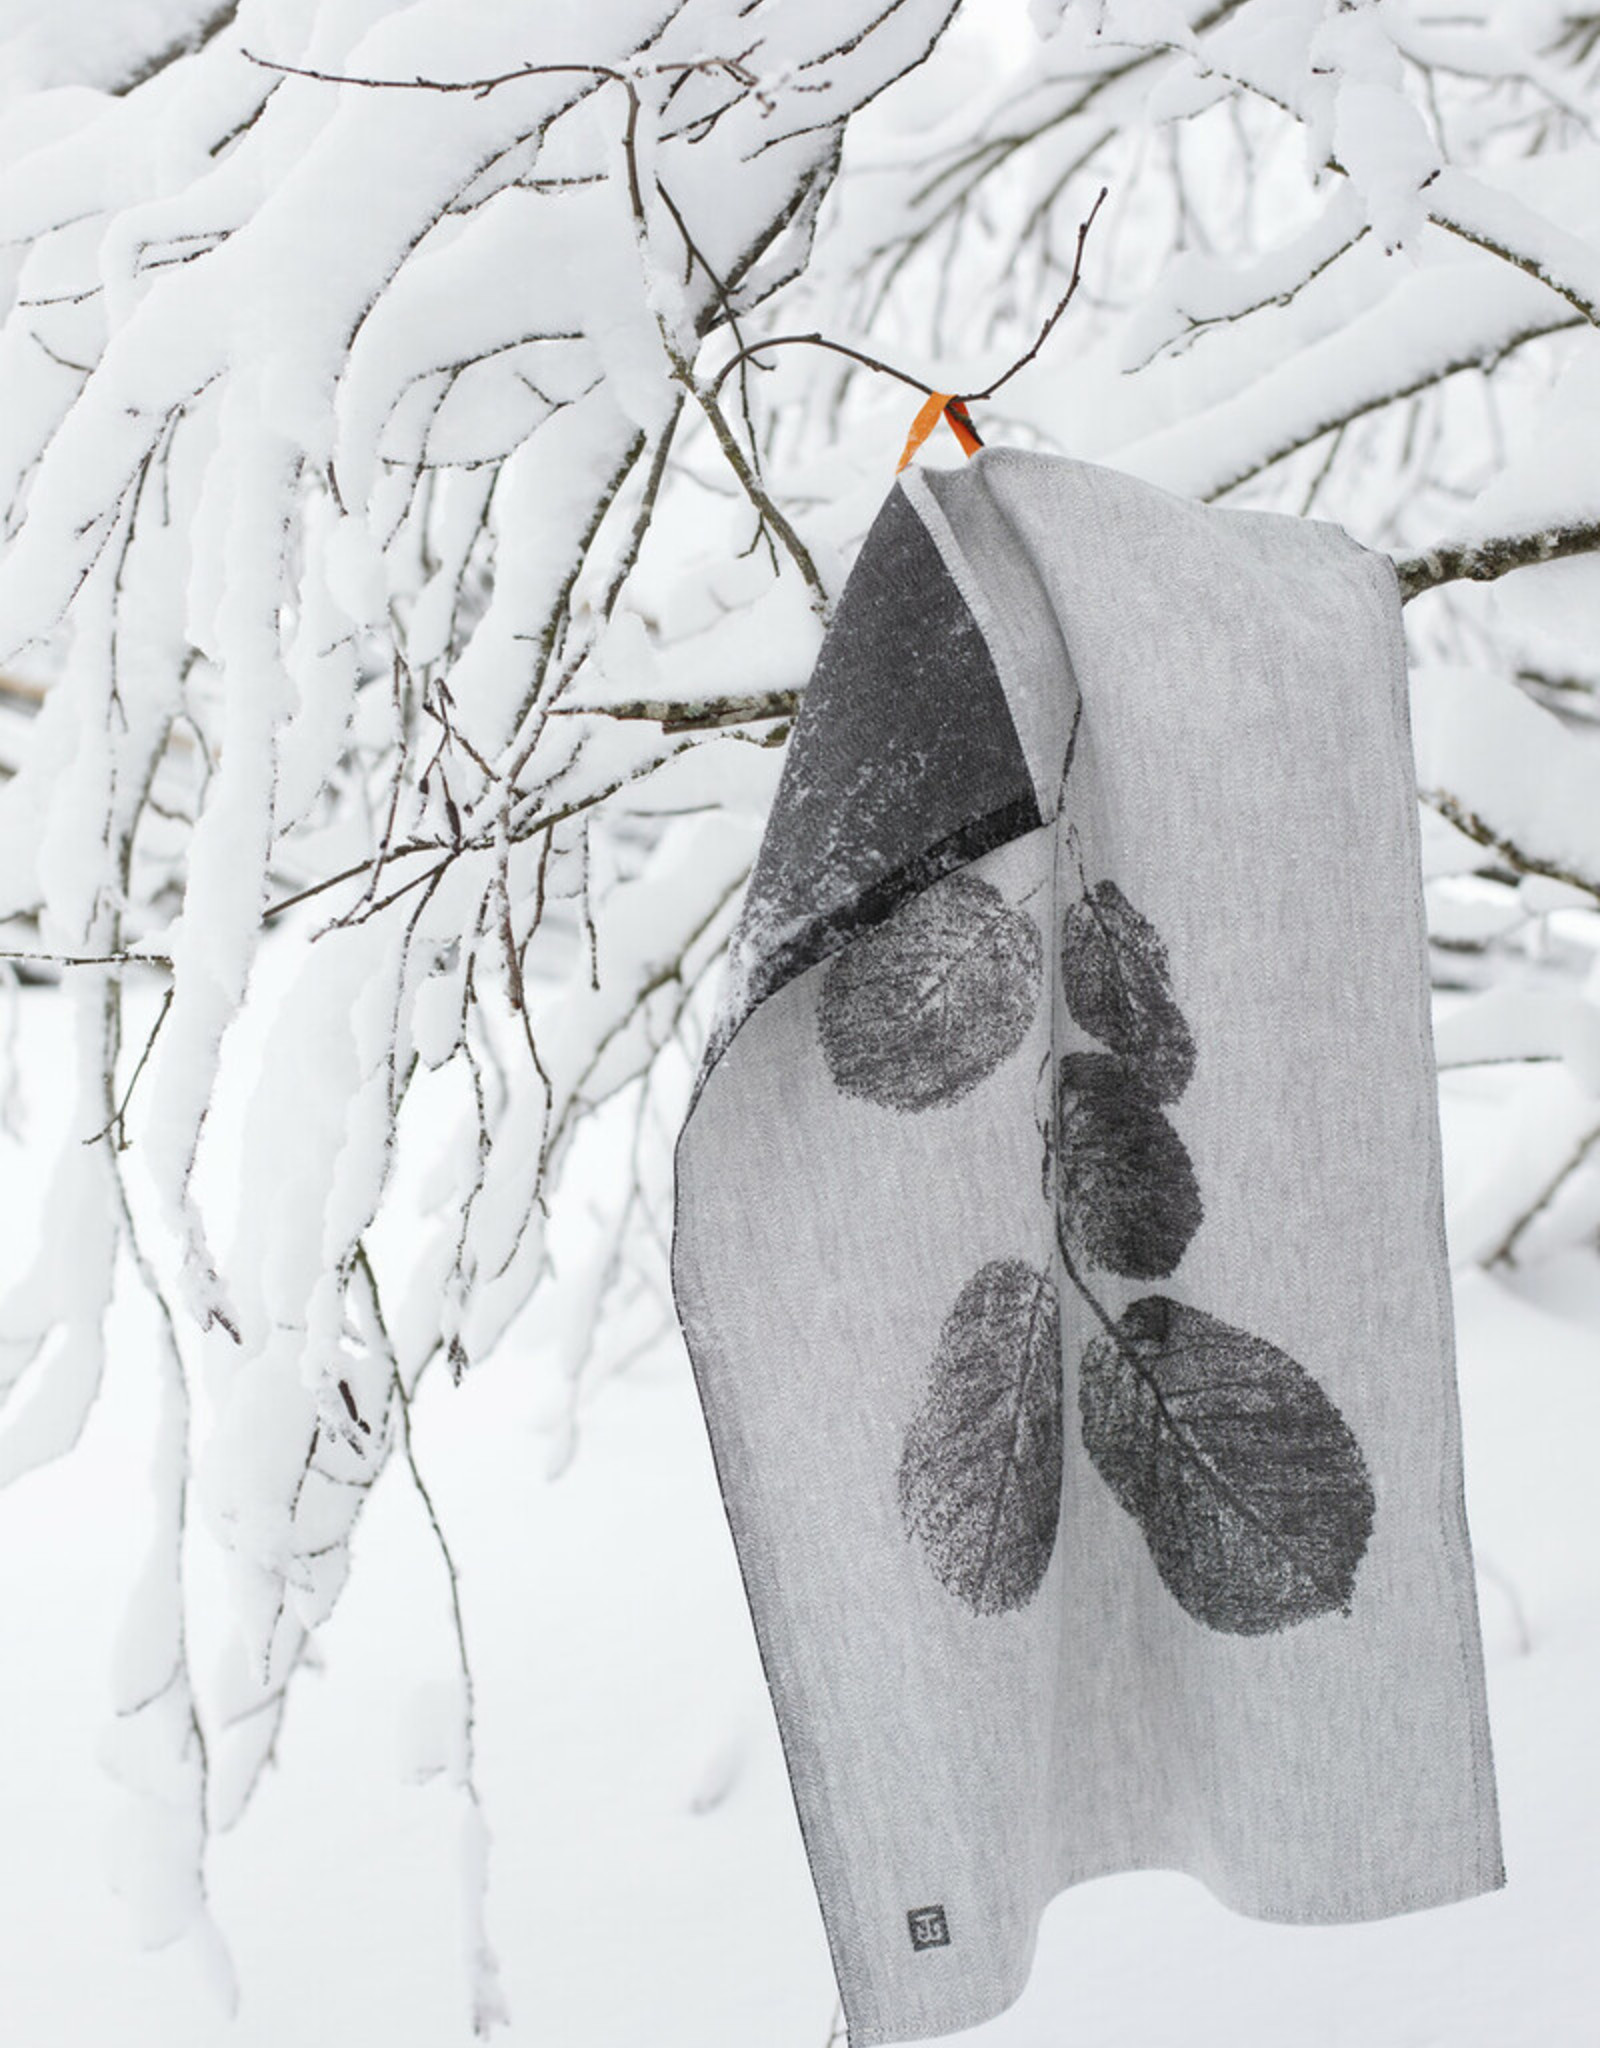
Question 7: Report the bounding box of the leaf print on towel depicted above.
[1049,716,1376,1635]
[1054,1053,1202,1279]
[1060,880,1196,1102]
[818,871,1043,1112]
[1078,1296,1377,1635]
[898,1260,1063,1616]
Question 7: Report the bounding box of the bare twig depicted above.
[85,986,174,1148]
[382,1280,508,2035]
[963,185,1107,400]
[1485,1113,1600,1266]
[0,947,172,970]
[709,186,1109,407]
[710,327,937,400]
[613,78,830,617]
[1420,787,1600,904]
[243,48,778,106]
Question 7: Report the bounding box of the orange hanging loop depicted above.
[895,392,984,473]
[943,396,984,457]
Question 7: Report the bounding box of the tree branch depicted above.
[553,516,1600,732]
[1485,1113,1600,1268]
[1395,518,1600,600]
[548,689,799,732]
[1426,167,1600,330]
[112,3,239,97]
[1419,787,1600,904]
[708,186,1107,405]
[613,79,831,617]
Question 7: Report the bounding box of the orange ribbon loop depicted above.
[895,392,984,473]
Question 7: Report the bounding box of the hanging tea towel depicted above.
[670,446,1505,2047]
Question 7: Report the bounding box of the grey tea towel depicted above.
[670,447,1505,2046]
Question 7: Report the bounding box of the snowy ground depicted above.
[0,996,1597,2048]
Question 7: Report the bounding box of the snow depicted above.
[2,980,1600,2043]
[0,0,228,96]
[1410,663,1600,894]
[1434,990,1600,1098]
[1429,163,1600,328]
[0,1,1597,2040]
[1105,248,1570,503]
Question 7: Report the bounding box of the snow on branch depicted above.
[1,0,1598,2026]
[559,515,1600,734]
[1395,520,1600,602]
[0,0,960,2026]
[1426,165,1600,332]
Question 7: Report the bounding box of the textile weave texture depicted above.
[670,447,1505,2047]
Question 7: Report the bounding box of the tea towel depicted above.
[670,446,1505,2046]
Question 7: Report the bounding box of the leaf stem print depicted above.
[1055,1052,1202,1278]
[1052,1231,1117,1341]
[1078,1297,1377,1634]
[1052,705,1376,1636]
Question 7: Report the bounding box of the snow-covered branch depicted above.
[1396,520,1600,602]
[1,0,1598,2027]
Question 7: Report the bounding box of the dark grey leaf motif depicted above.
[819,872,1043,1112]
[899,1260,1063,1616]
[1061,880,1196,1102]
[1079,1295,1376,1635]
[1055,1053,1202,1279]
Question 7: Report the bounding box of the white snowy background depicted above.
[0,1,1597,2043]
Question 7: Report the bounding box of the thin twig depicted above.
[709,186,1108,406]
[263,841,439,923]
[963,185,1107,400]
[85,986,174,1148]
[613,77,829,617]
[710,328,937,399]
[0,946,172,970]
[1420,787,1600,903]
[1485,1113,1600,1266]
[359,1247,507,2034]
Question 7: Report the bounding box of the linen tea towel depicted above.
[670,447,1505,2047]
